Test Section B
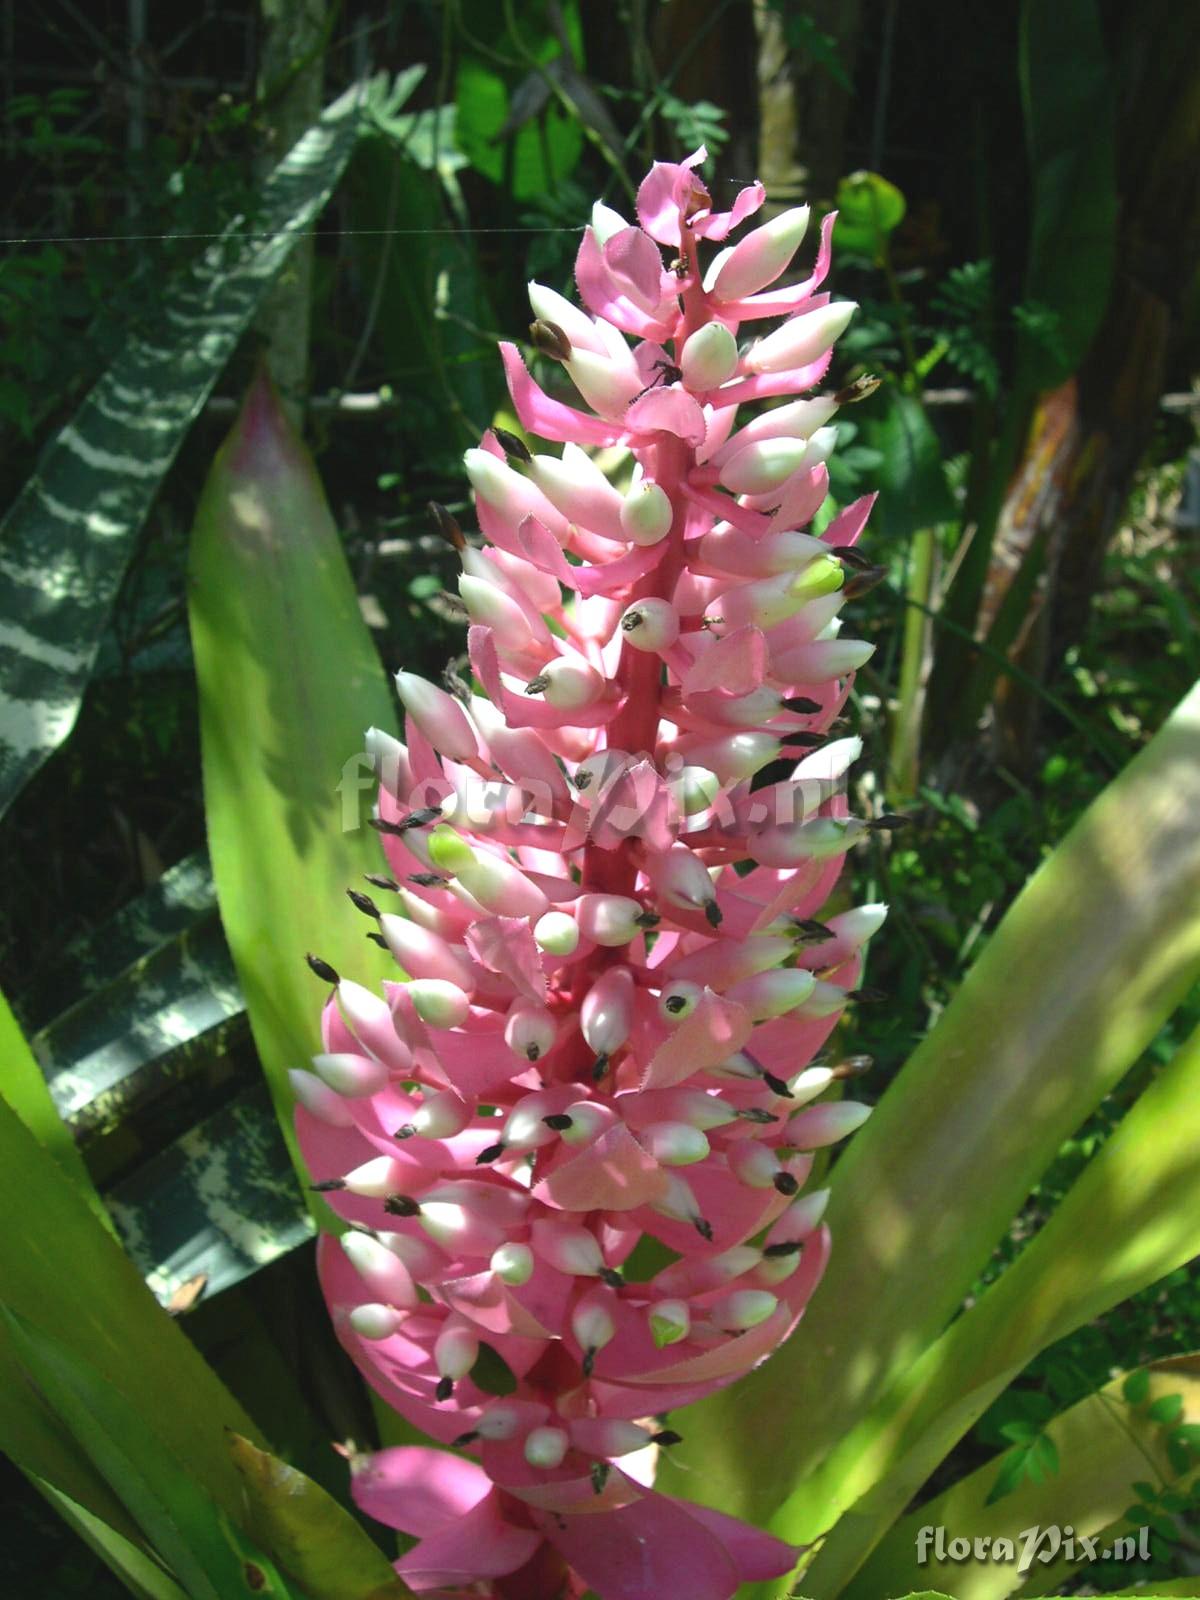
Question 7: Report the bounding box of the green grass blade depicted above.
[0,83,367,818]
[663,681,1200,1533]
[187,368,399,1208]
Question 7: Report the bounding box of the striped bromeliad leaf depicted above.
[0,78,377,819]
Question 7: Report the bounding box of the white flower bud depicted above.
[679,322,739,390]
[434,1321,479,1381]
[491,1241,535,1285]
[288,1068,356,1126]
[619,597,680,652]
[711,206,810,302]
[709,1289,779,1332]
[641,1121,710,1166]
[348,1304,404,1340]
[620,480,674,545]
[524,1426,570,1469]
[578,893,648,948]
[407,978,471,1029]
[534,910,580,955]
[648,1299,691,1347]
[309,1053,389,1099]
[745,301,858,375]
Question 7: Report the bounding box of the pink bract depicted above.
[295,152,886,1600]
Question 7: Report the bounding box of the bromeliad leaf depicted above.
[228,1433,412,1600]
[852,1359,1200,1600]
[2,1309,258,1600]
[106,1083,312,1304]
[0,1093,263,1524]
[664,681,1200,1537]
[188,369,399,1204]
[0,82,369,818]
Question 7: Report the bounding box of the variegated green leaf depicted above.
[22,850,218,1028]
[107,1084,311,1305]
[33,911,242,1139]
[0,82,369,817]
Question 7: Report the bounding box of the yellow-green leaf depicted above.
[790,1014,1200,1596]
[0,1094,262,1524]
[850,1358,1200,1600]
[229,1433,411,1600]
[188,370,399,1212]
[666,682,1200,1539]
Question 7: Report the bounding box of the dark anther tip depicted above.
[383,1194,421,1217]
[529,318,572,361]
[393,1124,417,1140]
[693,1217,714,1242]
[763,1239,803,1259]
[651,1429,683,1447]
[475,1143,506,1165]
[494,427,532,464]
[305,953,340,985]
[366,930,388,948]
[427,501,465,549]
[543,1114,574,1131]
[704,899,723,928]
[435,1376,454,1402]
[309,1179,346,1192]
[762,1071,793,1098]
[599,1267,625,1290]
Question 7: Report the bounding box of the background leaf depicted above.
[0,82,368,818]
[1017,0,1118,388]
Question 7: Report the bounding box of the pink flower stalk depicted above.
[294,148,889,1600]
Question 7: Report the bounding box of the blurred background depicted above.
[1,1,1198,1592]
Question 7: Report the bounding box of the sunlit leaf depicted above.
[852,1359,1200,1599]
[664,682,1200,1544]
[187,370,399,1206]
[792,1013,1200,1595]
[832,171,907,262]
[0,985,103,1220]
[32,1476,189,1600]
[0,1094,262,1525]
[3,1310,257,1600]
[229,1433,411,1600]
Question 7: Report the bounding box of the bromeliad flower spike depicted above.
[294,149,887,1600]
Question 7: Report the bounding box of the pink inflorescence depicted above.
[293,149,889,1600]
